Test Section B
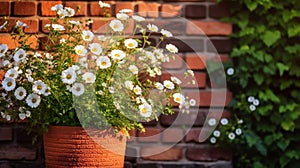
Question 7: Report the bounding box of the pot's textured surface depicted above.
[43,126,126,168]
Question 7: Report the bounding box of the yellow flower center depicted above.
[85,35,90,40]
[9,74,15,78]
[7,81,12,87]
[19,91,24,96]
[19,54,24,59]
[128,43,134,48]
[175,97,181,102]
[77,50,82,54]
[37,85,42,90]
[76,87,81,92]
[66,74,72,79]
[113,24,119,29]
[92,48,97,52]
[86,77,91,81]
[115,53,120,57]
[32,98,37,103]
[141,108,147,114]
[0,49,4,53]
[101,61,107,66]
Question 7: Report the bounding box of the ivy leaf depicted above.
[276,62,290,76]
[277,140,290,151]
[245,0,258,11]
[285,44,300,54]
[288,25,300,37]
[281,120,295,131]
[261,30,281,47]
[253,74,264,85]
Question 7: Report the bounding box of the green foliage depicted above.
[222,0,300,167]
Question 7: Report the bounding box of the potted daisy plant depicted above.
[0,1,195,167]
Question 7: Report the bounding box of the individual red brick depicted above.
[162,128,183,143]
[187,21,232,36]
[185,128,206,143]
[41,1,62,16]
[0,19,16,33]
[208,39,232,53]
[141,147,183,161]
[160,72,206,88]
[137,3,159,18]
[161,4,182,18]
[159,110,207,126]
[0,146,37,160]
[13,1,37,16]
[137,128,160,142]
[115,2,135,15]
[65,2,87,16]
[185,90,232,107]
[186,146,231,161]
[0,2,10,16]
[209,2,230,19]
[0,127,13,141]
[90,2,112,17]
[18,19,39,33]
[0,34,38,49]
[186,53,206,70]
[162,54,183,69]
[185,5,206,18]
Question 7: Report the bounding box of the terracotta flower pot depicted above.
[43,126,126,168]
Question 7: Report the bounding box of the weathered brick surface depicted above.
[185,5,206,18]
[18,19,39,34]
[0,127,13,141]
[0,146,36,160]
[41,1,62,16]
[90,2,112,16]
[209,2,230,19]
[208,39,233,53]
[115,2,135,15]
[162,128,184,143]
[65,2,87,16]
[186,53,206,70]
[186,146,231,161]
[137,128,160,142]
[162,54,183,69]
[0,34,38,49]
[160,110,207,126]
[187,21,232,36]
[141,147,183,161]
[0,2,10,16]
[161,4,183,18]
[13,2,37,16]
[137,3,160,18]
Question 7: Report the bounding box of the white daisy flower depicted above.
[57,9,68,18]
[253,99,260,106]
[32,80,47,95]
[43,87,51,96]
[155,82,164,90]
[96,56,111,69]
[13,49,27,62]
[249,104,256,111]
[226,68,234,75]
[147,24,158,32]
[161,29,172,37]
[99,1,110,8]
[15,20,28,28]
[5,68,18,79]
[235,128,242,135]
[52,24,65,31]
[14,87,27,100]
[61,68,76,84]
[82,72,96,83]
[166,44,178,53]
[2,60,11,67]
[133,85,142,95]
[71,83,85,96]
[238,119,244,124]
[81,30,94,42]
[109,19,124,32]
[129,65,138,74]
[26,93,41,108]
[139,103,152,118]
[116,13,129,20]
[111,49,126,60]
[79,58,88,68]
[132,15,145,22]
[208,118,217,126]
[248,96,255,102]
[74,45,87,57]
[71,65,80,71]
[26,111,31,117]
[228,132,236,140]
[0,44,8,57]
[173,93,185,104]
[69,20,80,25]
[125,80,134,90]
[163,80,175,90]
[19,113,26,120]
[119,9,133,13]
[220,118,229,125]
[51,4,63,11]
[210,137,217,144]
[89,43,103,55]
[65,7,75,17]
[171,76,182,85]
[189,99,196,106]
[2,77,16,91]
[213,130,221,137]
[97,35,107,41]
[124,38,138,49]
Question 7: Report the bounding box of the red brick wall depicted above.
[0,0,232,167]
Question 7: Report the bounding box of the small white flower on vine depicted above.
[147,24,158,32]
[208,118,217,126]
[89,43,103,55]
[96,56,112,69]
[220,118,229,125]
[132,15,145,22]
[187,70,194,76]
[129,65,138,74]
[26,111,31,117]
[0,44,8,57]
[69,20,80,25]
[226,68,234,75]
[235,128,242,135]
[163,80,175,90]
[166,44,178,53]
[97,35,107,41]
[108,86,115,93]
[71,83,85,96]
[74,45,87,57]
[228,132,236,140]
[60,38,66,44]
[116,13,129,20]
[99,1,110,8]
[6,115,11,121]
[109,19,124,32]
[2,77,16,91]
[213,130,221,137]
[133,85,142,95]
[210,137,217,144]
[125,81,134,90]
[253,99,260,106]
[0,21,8,31]
[26,93,41,108]
[139,103,152,118]
[238,119,244,124]
[15,20,28,28]
[248,96,255,102]
[82,72,96,84]
[189,99,196,106]
[14,87,27,100]
[65,7,75,17]
[81,30,94,42]
[19,113,26,120]
[249,104,256,111]
[124,39,138,49]
[161,29,173,37]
